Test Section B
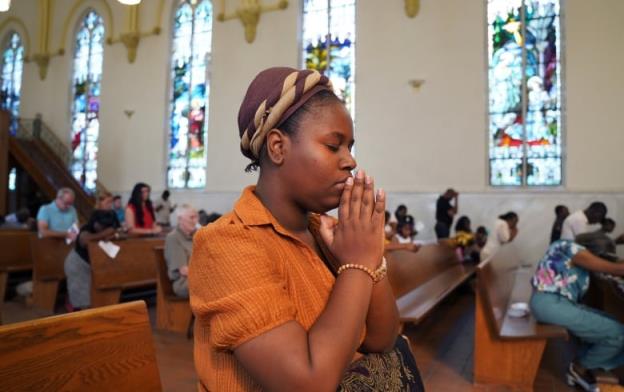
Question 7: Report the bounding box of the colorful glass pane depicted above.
[8,167,16,191]
[70,10,105,192]
[302,0,355,115]
[0,32,24,135]
[167,0,212,189]
[488,0,562,186]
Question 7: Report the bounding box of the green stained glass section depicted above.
[70,10,104,193]
[488,0,562,186]
[0,32,23,135]
[168,0,212,189]
[302,0,355,116]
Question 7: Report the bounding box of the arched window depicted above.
[70,10,105,192]
[0,31,24,134]
[301,0,356,116]
[488,0,563,186]
[167,0,213,189]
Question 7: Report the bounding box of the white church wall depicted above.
[3,0,624,264]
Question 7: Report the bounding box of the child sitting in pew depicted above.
[453,216,482,263]
[384,220,421,253]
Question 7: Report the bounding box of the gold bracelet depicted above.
[337,257,387,284]
[374,257,388,283]
[337,263,376,282]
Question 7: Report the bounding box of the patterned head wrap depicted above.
[238,67,333,161]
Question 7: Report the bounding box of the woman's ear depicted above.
[265,128,288,166]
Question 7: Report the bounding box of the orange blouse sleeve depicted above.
[189,223,297,350]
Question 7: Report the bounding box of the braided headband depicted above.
[239,68,333,161]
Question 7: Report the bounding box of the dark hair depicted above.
[575,233,618,262]
[162,190,170,200]
[128,182,155,227]
[587,201,607,216]
[245,90,343,172]
[85,209,120,233]
[384,210,390,223]
[397,220,413,234]
[554,205,567,215]
[0,215,5,226]
[455,216,471,233]
[113,195,121,201]
[15,208,30,223]
[394,205,407,221]
[199,211,222,226]
[602,218,616,228]
[498,211,518,222]
[476,226,488,235]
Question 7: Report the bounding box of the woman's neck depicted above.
[255,175,309,235]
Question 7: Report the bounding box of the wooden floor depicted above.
[2,285,622,391]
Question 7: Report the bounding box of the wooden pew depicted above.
[88,237,164,307]
[153,247,193,333]
[588,273,624,324]
[386,241,476,325]
[0,230,35,322]
[30,237,71,312]
[474,244,568,389]
[0,300,162,391]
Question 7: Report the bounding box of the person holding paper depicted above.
[64,210,120,310]
[36,188,79,241]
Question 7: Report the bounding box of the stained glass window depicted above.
[302,0,356,115]
[0,31,24,135]
[167,0,213,189]
[488,0,562,186]
[70,10,105,192]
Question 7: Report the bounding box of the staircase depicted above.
[3,116,105,221]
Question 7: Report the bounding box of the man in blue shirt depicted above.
[36,187,78,241]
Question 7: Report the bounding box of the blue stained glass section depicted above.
[70,10,105,193]
[0,32,24,134]
[168,0,212,189]
[488,0,562,186]
[302,0,356,115]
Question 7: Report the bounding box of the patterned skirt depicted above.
[338,335,425,391]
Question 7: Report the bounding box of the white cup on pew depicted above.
[508,302,529,318]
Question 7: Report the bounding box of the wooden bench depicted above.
[30,237,72,312]
[88,237,164,307]
[153,247,193,334]
[0,230,35,322]
[386,241,476,325]
[474,243,568,389]
[0,300,162,391]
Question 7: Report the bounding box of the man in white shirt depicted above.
[560,202,607,241]
[154,190,176,227]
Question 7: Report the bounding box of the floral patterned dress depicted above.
[531,240,588,302]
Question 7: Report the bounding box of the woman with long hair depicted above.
[124,182,161,235]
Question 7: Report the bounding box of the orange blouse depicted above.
[189,186,339,391]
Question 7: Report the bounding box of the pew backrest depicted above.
[387,243,461,298]
[476,243,568,339]
[30,237,71,281]
[153,246,176,298]
[89,238,164,291]
[476,243,521,334]
[0,230,34,272]
[0,300,162,391]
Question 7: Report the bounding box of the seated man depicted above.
[575,218,618,260]
[36,188,78,241]
[560,201,607,241]
[164,204,199,298]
